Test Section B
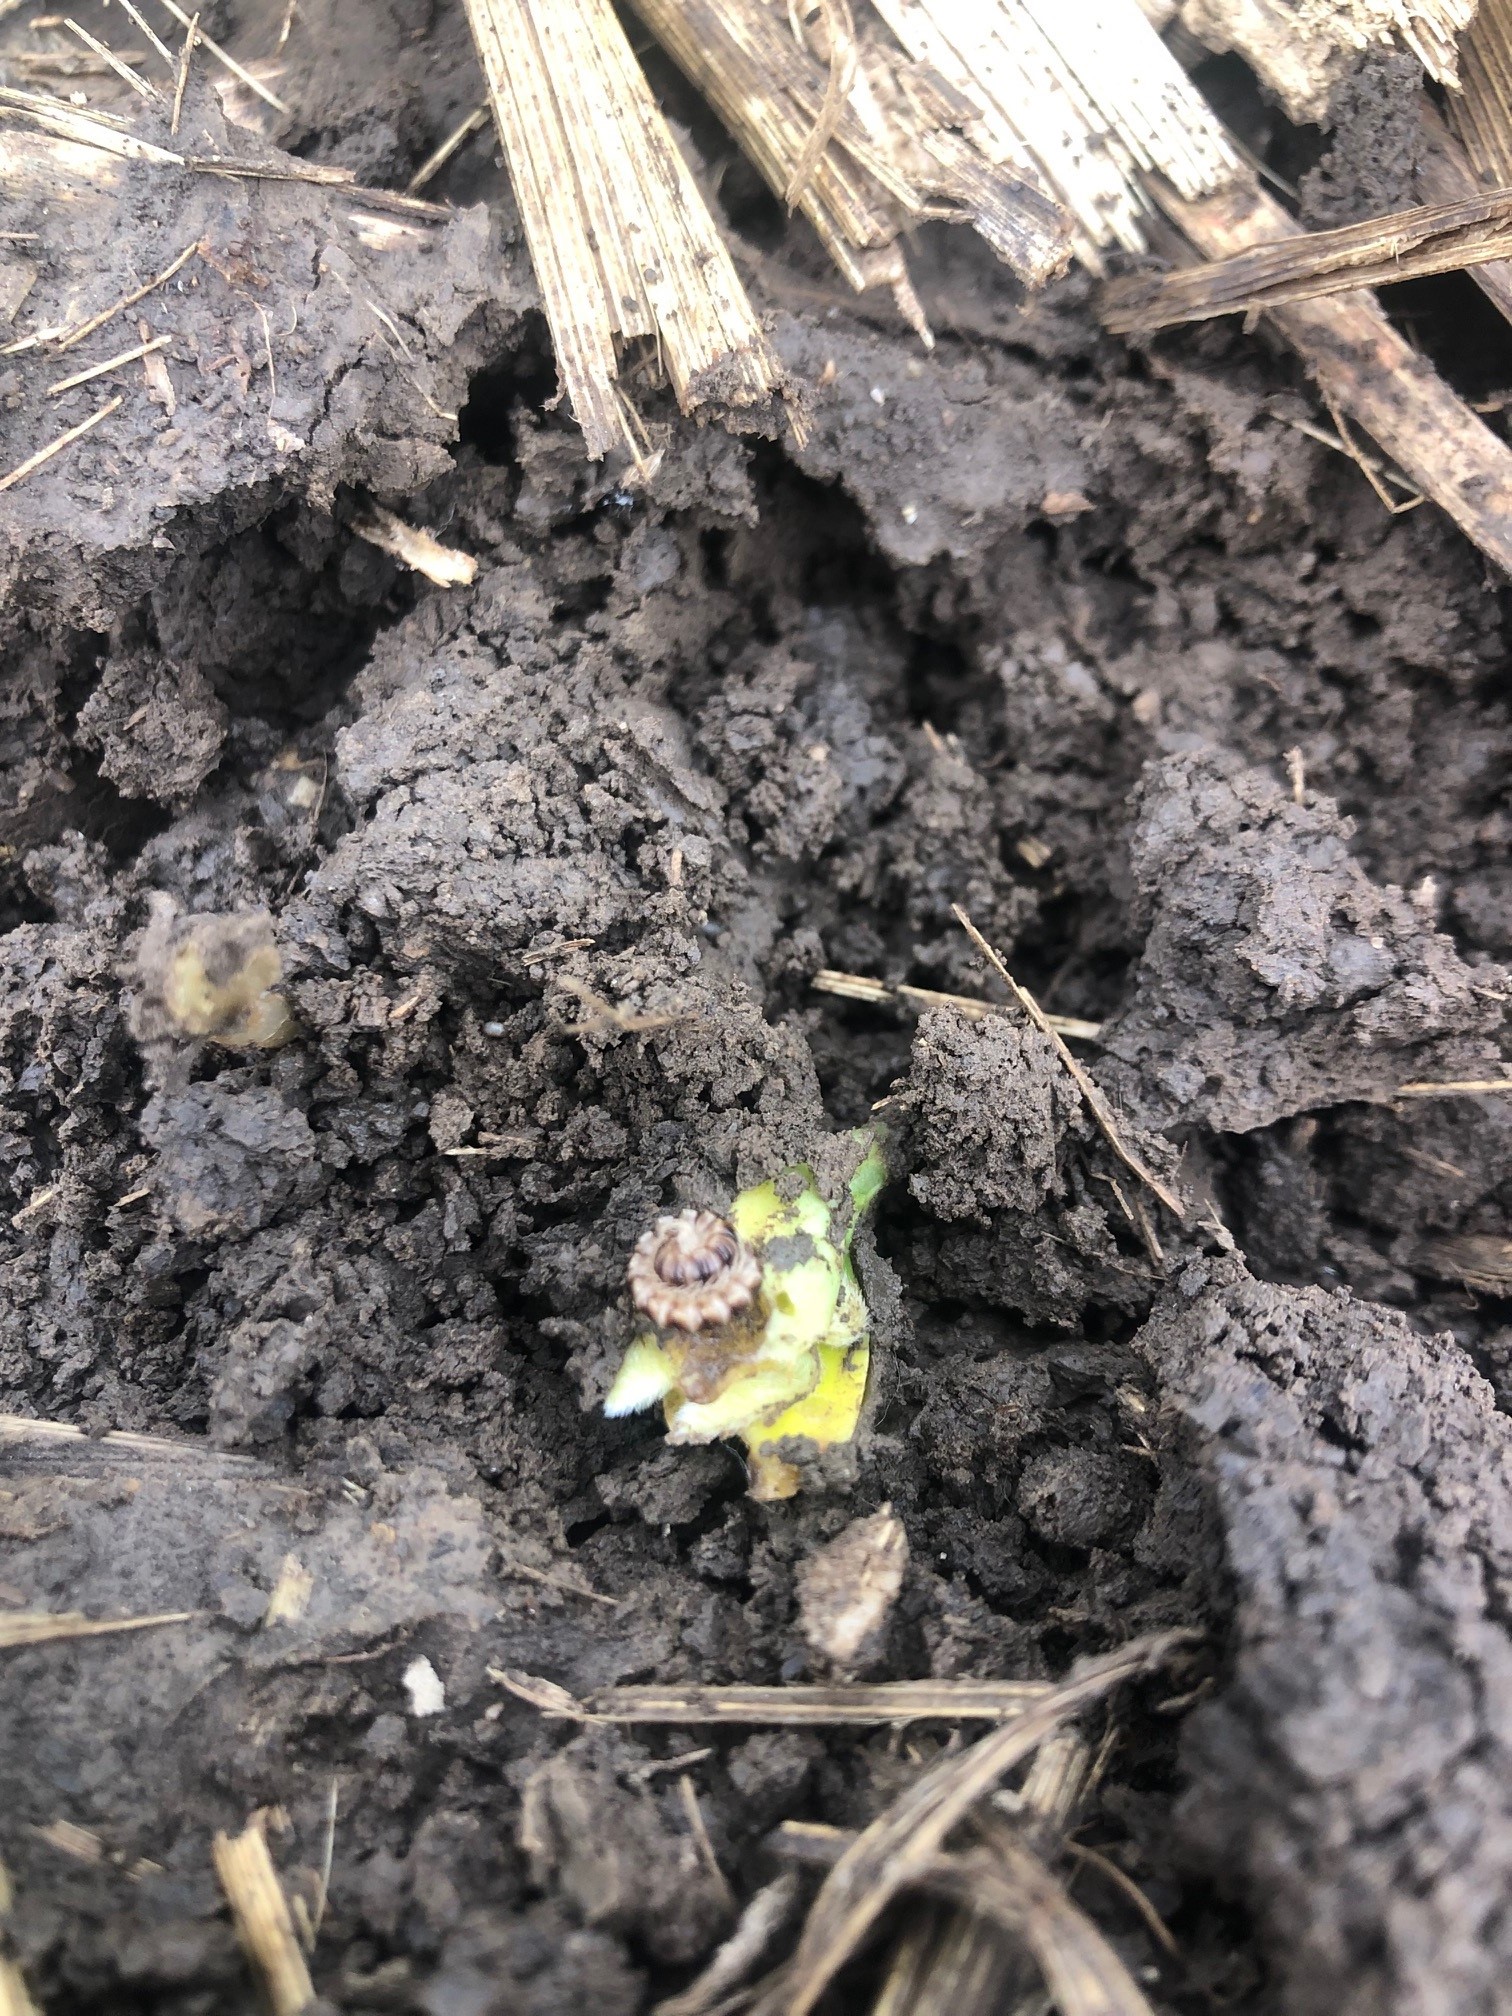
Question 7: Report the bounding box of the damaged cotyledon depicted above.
[604,1128,886,1500]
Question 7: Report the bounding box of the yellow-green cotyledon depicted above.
[605,1128,887,1499]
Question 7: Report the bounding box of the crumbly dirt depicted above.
[0,6,1510,2015]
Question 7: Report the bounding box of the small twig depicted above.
[0,395,122,494]
[406,102,489,194]
[62,16,158,98]
[953,906,1186,1220]
[813,967,1102,1041]
[46,334,168,397]
[170,8,197,133]
[1323,389,1424,513]
[150,0,290,114]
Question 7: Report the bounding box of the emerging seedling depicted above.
[605,1128,886,1499]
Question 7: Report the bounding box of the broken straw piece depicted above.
[628,0,1071,298]
[462,0,786,459]
[870,0,1240,267]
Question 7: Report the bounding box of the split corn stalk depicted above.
[463,0,786,459]
[629,0,1071,318]
[869,0,1240,269]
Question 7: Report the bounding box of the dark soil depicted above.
[1,7,1511,2015]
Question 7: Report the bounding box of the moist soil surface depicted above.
[2,8,1512,2016]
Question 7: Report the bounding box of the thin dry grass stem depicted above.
[406,102,488,193]
[1395,1077,1512,1096]
[876,1731,1097,2016]
[46,332,169,395]
[754,1632,1188,2016]
[0,1411,255,1460]
[49,237,200,353]
[953,907,1186,1222]
[463,0,785,461]
[106,0,177,70]
[491,1669,1053,1724]
[62,16,158,99]
[0,393,121,493]
[1321,389,1424,514]
[310,1779,338,1941]
[150,0,289,114]
[0,1609,194,1649]
[654,1873,802,2016]
[680,1776,737,1914]
[212,1823,316,2016]
[170,9,198,134]
[500,1559,621,1606]
[785,0,857,208]
[774,1824,1158,2016]
[1065,1841,1179,1958]
[0,83,179,166]
[1102,186,1512,333]
[814,966,1103,1040]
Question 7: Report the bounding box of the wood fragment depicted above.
[1151,176,1512,582]
[463,0,785,460]
[211,1824,315,2016]
[953,907,1186,1219]
[0,1609,194,1649]
[149,0,290,115]
[46,332,169,396]
[406,102,488,193]
[813,967,1102,1041]
[0,1412,254,1461]
[0,1957,37,2016]
[1103,187,1512,333]
[754,1630,1187,2016]
[350,503,478,586]
[0,393,121,493]
[62,16,158,98]
[491,1668,1053,1724]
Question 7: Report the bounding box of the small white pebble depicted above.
[869,386,887,407]
[483,1021,505,1037]
[403,1654,445,1718]
[900,503,918,525]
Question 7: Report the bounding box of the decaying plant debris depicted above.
[2,1,1512,2014]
